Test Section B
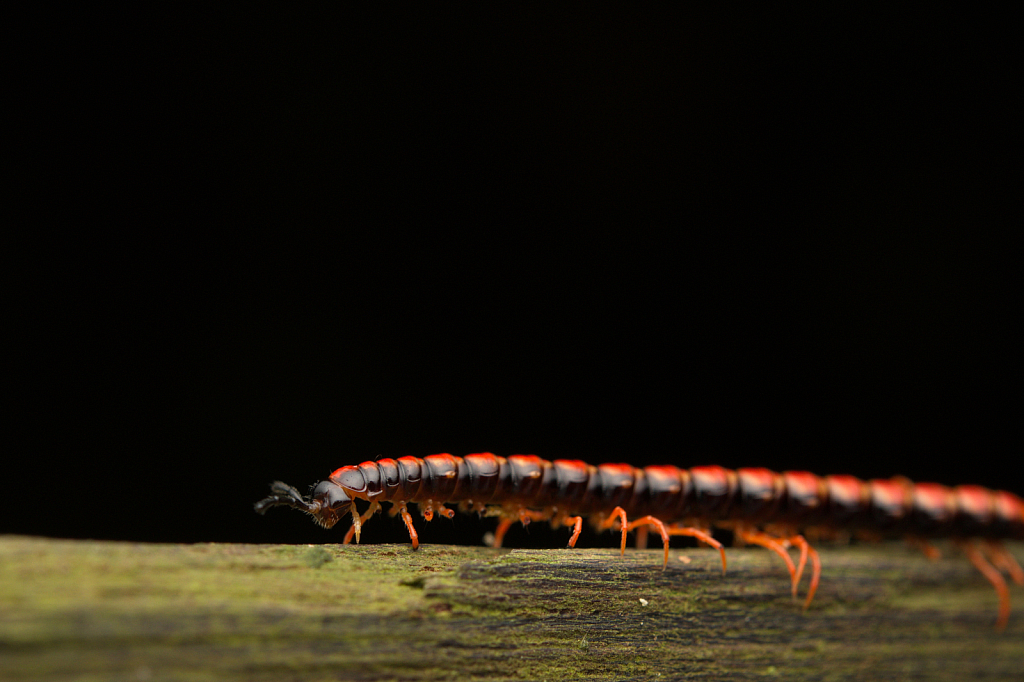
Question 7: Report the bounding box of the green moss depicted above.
[2,537,1023,680]
[302,546,333,568]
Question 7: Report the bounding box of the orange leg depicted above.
[342,501,381,545]
[736,527,797,595]
[786,535,821,609]
[626,516,671,569]
[958,540,1010,631]
[492,517,514,548]
[667,524,727,575]
[784,534,809,597]
[519,507,549,526]
[397,502,419,550]
[491,507,549,548]
[806,543,821,610]
[420,500,455,522]
[562,515,583,548]
[985,541,1024,586]
[635,526,649,551]
[598,506,629,556]
[906,536,943,561]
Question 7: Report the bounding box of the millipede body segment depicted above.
[254,453,1024,629]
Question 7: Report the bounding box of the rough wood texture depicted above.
[1,535,1021,680]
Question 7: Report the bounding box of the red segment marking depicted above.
[783,471,822,499]
[508,455,545,474]
[329,465,367,493]
[397,457,424,483]
[598,465,637,508]
[956,485,994,521]
[913,482,955,523]
[737,468,780,498]
[689,465,735,517]
[869,479,910,512]
[553,459,590,481]
[690,465,732,494]
[378,459,402,490]
[508,455,546,500]
[782,471,826,521]
[737,467,777,492]
[551,459,592,505]
[462,453,500,502]
[645,465,683,493]
[644,465,686,516]
[464,452,500,474]
[826,474,869,515]
[736,468,783,510]
[993,491,1024,524]
[424,453,459,474]
[424,454,460,499]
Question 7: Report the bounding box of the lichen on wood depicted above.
[1,535,1021,680]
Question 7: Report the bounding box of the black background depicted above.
[11,6,1020,548]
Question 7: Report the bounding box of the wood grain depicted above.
[1,536,1021,680]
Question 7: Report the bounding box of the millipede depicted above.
[254,453,1024,629]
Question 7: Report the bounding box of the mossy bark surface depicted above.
[1,535,1021,681]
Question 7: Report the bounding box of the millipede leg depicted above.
[492,517,514,548]
[397,502,419,551]
[667,525,727,575]
[562,515,583,548]
[348,502,362,543]
[906,536,942,560]
[959,540,1011,631]
[421,500,453,521]
[343,501,381,545]
[785,534,810,599]
[985,541,1024,586]
[518,507,549,526]
[491,507,550,548]
[598,507,629,556]
[806,543,821,609]
[736,527,797,595]
[793,541,821,610]
[626,516,671,569]
[635,526,649,551]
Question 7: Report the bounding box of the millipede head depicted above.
[254,480,352,529]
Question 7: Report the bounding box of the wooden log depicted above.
[1,535,1021,680]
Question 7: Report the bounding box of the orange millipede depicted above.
[254,453,1024,629]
